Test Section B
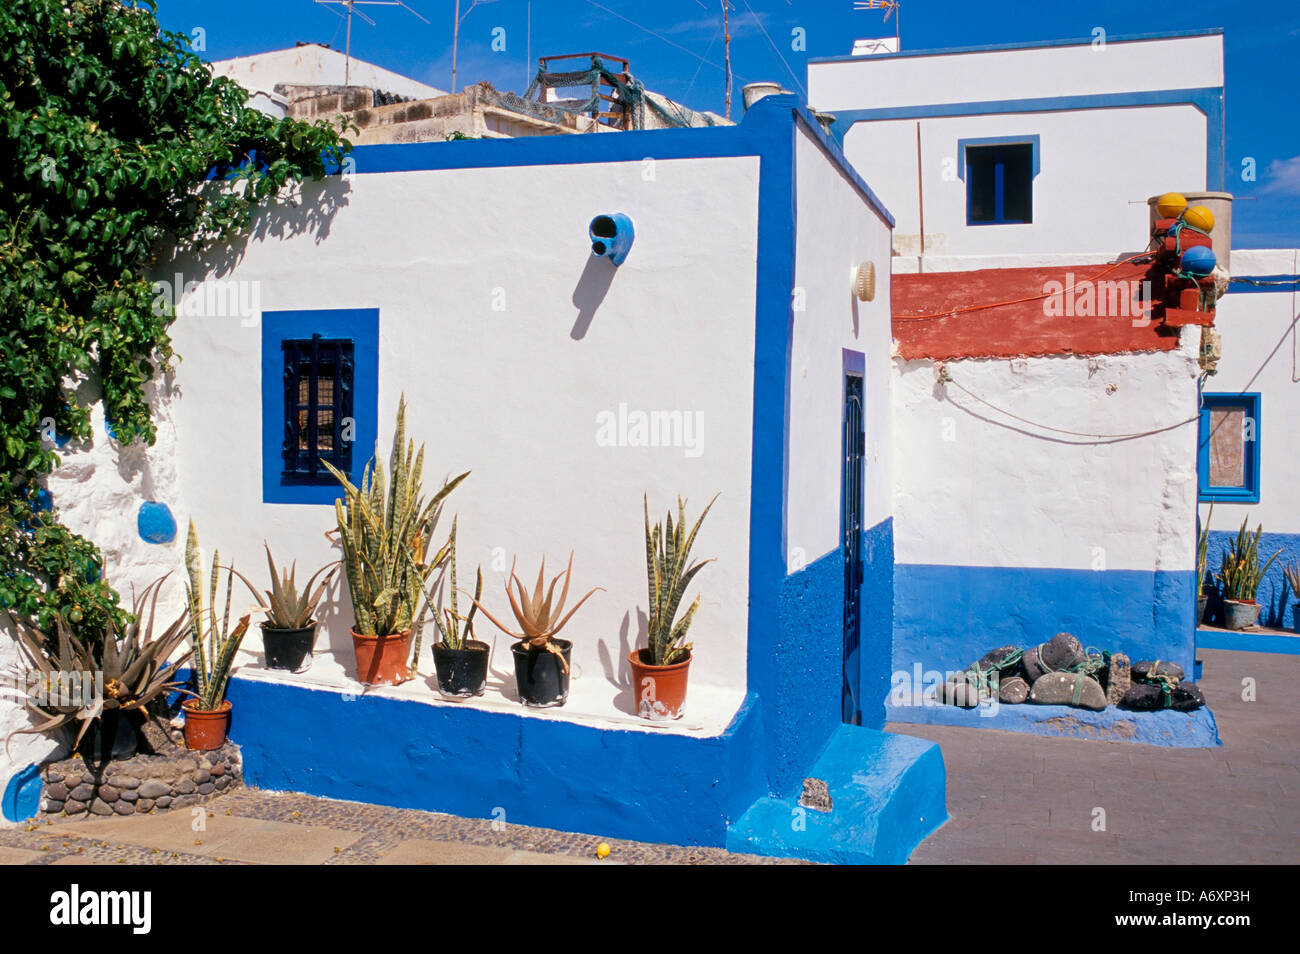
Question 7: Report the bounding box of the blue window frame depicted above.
[262,309,378,505]
[959,136,1040,226]
[1198,393,1260,503]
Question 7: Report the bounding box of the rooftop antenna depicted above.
[314,1,430,87]
[854,1,901,50]
[452,0,500,94]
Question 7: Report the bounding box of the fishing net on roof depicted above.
[517,55,717,130]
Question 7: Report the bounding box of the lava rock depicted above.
[799,777,833,813]
[1105,652,1131,707]
[976,646,1022,675]
[1022,646,1046,682]
[1029,672,1107,711]
[1132,660,1185,683]
[937,673,981,708]
[1041,632,1086,671]
[1121,682,1206,712]
[138,779,170,800]
[999,676,1030,704]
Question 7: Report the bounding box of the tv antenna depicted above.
[314,1,430,87]
[854,1,901,49]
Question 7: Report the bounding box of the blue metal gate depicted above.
[842,373,865,725]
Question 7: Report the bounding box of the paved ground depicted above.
[897,648,1300,864]
[1,647,1292,864]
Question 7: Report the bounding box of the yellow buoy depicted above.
[1184,205,1215,233]
[1155,192,1187,219]
[596,842,611,859]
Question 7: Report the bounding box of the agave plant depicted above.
[426,517,481,651]
[262,544,339,630]
[322,395,467,670]
[472,552,602,672]
[4,574,192,752]
[184,521,259,711]
[644,494,718,666]
[1216,518,1281,603]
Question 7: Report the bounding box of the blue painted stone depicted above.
[137,501,177,544]
[31,487,52,512]
[1,764,43,822]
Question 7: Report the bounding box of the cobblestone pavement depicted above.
[894,648,1300,864]
[0,787,798,865]
[2,647,1291,865]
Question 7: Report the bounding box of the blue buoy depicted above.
[137,501,177,544]
[1181,246,1217,277]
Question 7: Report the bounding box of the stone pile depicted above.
[38,741,241,817]
[936,632,1207,713]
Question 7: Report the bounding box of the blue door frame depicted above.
[842,372,866,724]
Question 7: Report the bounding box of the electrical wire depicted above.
[738,0,807,96]
[937,367,1201,441]
[582,0,746,81]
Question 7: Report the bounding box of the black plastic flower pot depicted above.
[432,640,490,699]
[261,621,318,673]
[77,708,138,763]
[511,639,572,708]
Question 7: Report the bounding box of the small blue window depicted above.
[960,136,1040,226]
[1198,393,1260,503]
[262,309,378,505]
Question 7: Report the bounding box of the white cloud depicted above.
[1259,155,1300,196]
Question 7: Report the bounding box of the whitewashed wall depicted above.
[809,34,1223,113]
[211,46,445,100]
[1198,249,1300,534]
[892,337,1203,573]
[840,107,1206,264]
[167,156,760,711]
[787,122,894,571]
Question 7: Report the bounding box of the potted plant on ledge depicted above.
[1216,518,1280,631]
[182,521,254,751]
[1196,503,1213,625]
[1284,560,1300,633]
[630,494,717,721]
[428,518,489,699]
[473,553,601,708]
[323,396,467,686]
[258,545,339,673]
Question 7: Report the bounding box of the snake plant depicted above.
[472,552,601,672]
[644,494,717,666]
[262,544,339,630]
[4,575,192,751]
[322,395,468,670]
[427,517,481,651]
[184,521,258,711]
[1216,518,1280,603]
[1283,560,1300,602]
[1197,503,1213,591]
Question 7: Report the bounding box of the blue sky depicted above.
[154,0,1300,247]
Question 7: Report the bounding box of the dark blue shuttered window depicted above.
[281,334,354,484]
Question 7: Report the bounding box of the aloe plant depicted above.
[1216,518,1281,603]
[322,395,467,670]
[1283,560,1300,602]
[262,544,339,630]
[472,552,601,672]
[1196,503,1213,591]
[5,574,192,751]
[644,494,718,666]
[184,521,258,711]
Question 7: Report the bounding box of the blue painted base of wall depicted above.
[886,699,1220,747]
[859,518,894,730]
[894,564,1197,677]
[1197,627,1300,655]
[1203,531,1300,630]
[726,724,947,864]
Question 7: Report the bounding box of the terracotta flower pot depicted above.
[182,699,232,751]
[627,648,692,721]
[351,628,411,685]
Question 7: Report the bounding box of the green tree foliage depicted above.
[0,0,351,634]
